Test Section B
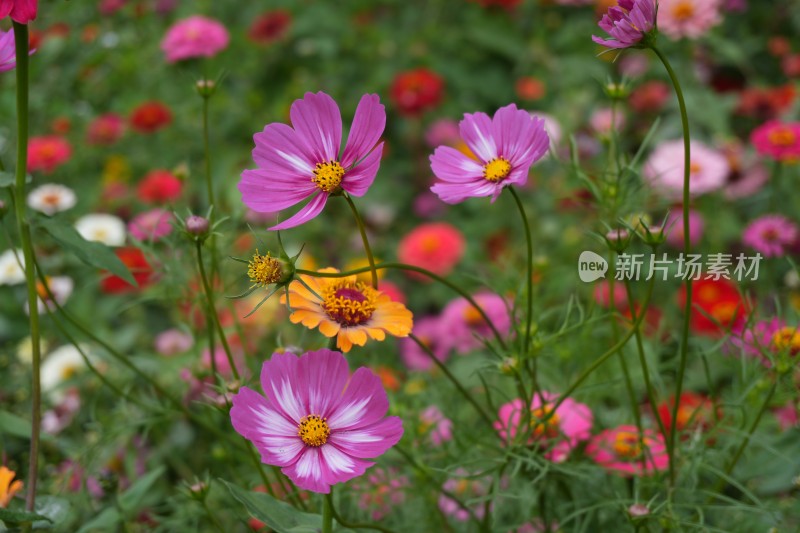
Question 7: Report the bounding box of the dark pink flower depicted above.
[160,15,229,63]
[0,28,18,73]
[399,316,450,371]
[0,0,37,24]
[750,120,800,162]
[87,113,125,145]
[592,0,656,49]
[440,291,511,354]
[742,214,798,258]
[430,104,549,203]
[586,425,668,476]
[239,92,386,230]
[230,349,403,493]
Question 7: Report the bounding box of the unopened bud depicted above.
[185,215,210,236]
[196,79,217,98]
[628,503,649,518]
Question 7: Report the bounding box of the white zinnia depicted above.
[0,248,25,285]
[75,213,126,246]
[41,344,88,401]
[27,184,77,215]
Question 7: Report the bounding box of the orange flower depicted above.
[0,466,23,508]
[282,268,413,353]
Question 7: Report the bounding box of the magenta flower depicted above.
[440,291,511,353]
[239,92,386,230]
[742,214,799,258]
[160,15,230,63]
[586,425,668,476]
[0,0,37,24]
[399,316,451,371]
[750,120,800,162]
[230,349,403,493]
[128,209,173,241]
[429,104,549,204]
[0,28,17,73]
[592,0,657,50]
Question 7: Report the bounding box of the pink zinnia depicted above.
[230,349,403,493]
[397,222,465,280]
[657,0,722,40]
[399,316,450,371]
[592,0,656,49]
[239,92,386,230]
[586,425,669,476]
[494,392,593,462]
[750,120,800,162]
[0,0,37,23]
[160,15,229,63]
[440,291,510,354]
[665,209,704,248]
[429,103,549,204]
[27,135,72,174]
[742,214,798,258]
[644,140,729,198]
[128,209,173,241]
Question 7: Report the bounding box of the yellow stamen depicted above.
[768,127,797,147]
[297,414,330,447]
[771,326,800,355]
[312,160,345,193]
[483,157,512,182]
[531,405,560,438]
[248,250,283,286]
[672,1,695,20]
[613,431,643,459]
[321,280,378,326]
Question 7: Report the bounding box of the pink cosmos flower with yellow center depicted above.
[586,425,669,476]
[230,349,403,493]
[429,103,549,204]
[592,0,657,50]
[239,92,386,230]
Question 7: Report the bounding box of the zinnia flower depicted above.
[592,0,657,49]
[0,248,25,285]
[742,214,798,258]
[41,345,88,401]
[154,329,193,356]
[160,15,230,63]
[101,247,154,294]
[128,209,173,241]
[665,209,704,248]
[86,113,125,145]
[657,0,722,40]
[440,291,510,353]
[28,275,73,314]
[239,92,386,230]
[282,268,413,353]
[27,183,76,215]
[656,392,720,435]
[419,405,453,446]
[389,68,444,116]
[678,277,748,336]
[136,169,183,204]
[129,101,172,133]
[248,10,292,44]
[438,469,490,522]
[27,136,72,173]
[397,222,465,280]
[644,140,729,198]
[399,316,450,371]
[230,348,404,493]
[586,425,669,476]
[494,392,593,462]
[0,0,37,24]
[75,213,126,247]
[750,120,800,162]
[0,466,23,508]
[429,104,549,204]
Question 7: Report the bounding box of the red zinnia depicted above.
[129,101,172,134]
[678,277,748,337]
[656,392,720,435]
[101,247,154,294]
[27,135,72,174]
[248,10,291,44]
[389,68,444,117]
[136,169,183,204]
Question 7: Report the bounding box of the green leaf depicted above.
[35,217,137,287]
[118,466,165,512]
[0,172,31,188]
[0,410,32,439]
[0,508,52,525]
[222,479,323,533]
[33,496,71,529]
[75,507,119,533]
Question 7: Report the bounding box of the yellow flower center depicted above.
[312,160,345,193]
[710,302,737,324]
[771,327,800,355]
[768,127,797,147]
[531,405,560,438]
[322,280,378,327]
[248,251,283,286]
[672,1,695,21]
[455,479,470,495]
[420,235,440,253]
[60,364,79,381]
[613,431,643,459]
[297,414,330,447]
[689,162,703,175]
[483,157,512,182]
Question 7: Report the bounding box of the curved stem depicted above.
[409,333,494,431]
[344,194,378,289]
[652,45,692,486]
[195,241,240,381]
[325,491,397,533]
[507,187,533,353]
[12,22,41,512]
[296,263,508,350]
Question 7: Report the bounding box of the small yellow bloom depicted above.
[0,466,23,508]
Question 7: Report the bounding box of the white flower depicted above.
[26,276,74,314]
[27,184,77,215]
[41,345,89,401]
[75,213,126,246]
[0,248,25,285]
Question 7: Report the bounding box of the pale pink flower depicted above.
[420,405,453,446]
[399,316,451,371]
[160,15,229,63]
[658,0,723,40]
[440,291,510,353]
[644,140,729,198]
[665,209,704,248]
[438,469,491,522]
[154,329,193,356]
[128,209,173,241]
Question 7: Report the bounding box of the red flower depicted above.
[736,85,795,120]
[27,135,72,174]
[248,10,291,44]
[101,247,154,294]
[629,81,670,113]
[0,0,38,24]
[129,101,172,134]
[389,68,444,116]
[136,169,183,204]
[656,392,720,435]
[678,277,748,337]
[515,76,545,101]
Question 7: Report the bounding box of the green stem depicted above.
[344,194,378,289]
[409,333,494,431]
[723,381,777,478]
[652,45,692,486]
[195,240,241,381]
[12,22,41,512]
[296,263,508,350]
[201,499,226,533]
[322,490,334,533]
[325,491,398,533]
[202,93,214,211]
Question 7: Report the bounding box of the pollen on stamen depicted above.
[312,160,345,193]
[247,250,283,287]
[483,157,512,183]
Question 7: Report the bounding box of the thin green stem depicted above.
[409,333,494,431]
[723,381,777,479]
[202,94,214,211]
[508,187,533,353]
[652,45,692,486]
[12,22,40,512]
[201,499,226,533]
[325,491,398,533]
[195,240,241,381]
[322,490,333,533]
[344,194,378,289]
[296,263,508,350]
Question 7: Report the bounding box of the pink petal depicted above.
[493,105,549,167]
[329,416,403,458]
[290,92,342,163]
[258,352,308,423]
[341,94,385,168]
[239,169,316,213]
[252,123,315,174]
[341,143,383,197]
[430,146,485,183]
[283,447,373,493]
[0,1,12,19]
[327,367,388,431]
[459,111,497,162]
[269,191,328,231]
[295,348,350,417]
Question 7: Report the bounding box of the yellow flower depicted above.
[0,466,23,508]
[281,268,413,353]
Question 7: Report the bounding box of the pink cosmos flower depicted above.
[592,0,657,49]
[128,209,173,241]
[419,405,453,446]
[399,316,450,371]
[230,349,403,493]
[154,329,193,356]
[494,392,593,462]
[644,140,729,198]
[0,0,37,23]
[590,107,626,135]
[429,104,549,204]
[160,15,230,63]
[665,209,704,248]
[773,402,798,431]
[593,280,628,310]
[586,425,669,476]
[438,469,491,522]
[742,214,798,258]
[440,292,511,353]
[239,92,386,230]
[0,28,18,73]
[750,120,800,162]
[657,0,722,40]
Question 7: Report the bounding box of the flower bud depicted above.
[185,215,210,236]
[628,503,650,518]
[196,79,217,98]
